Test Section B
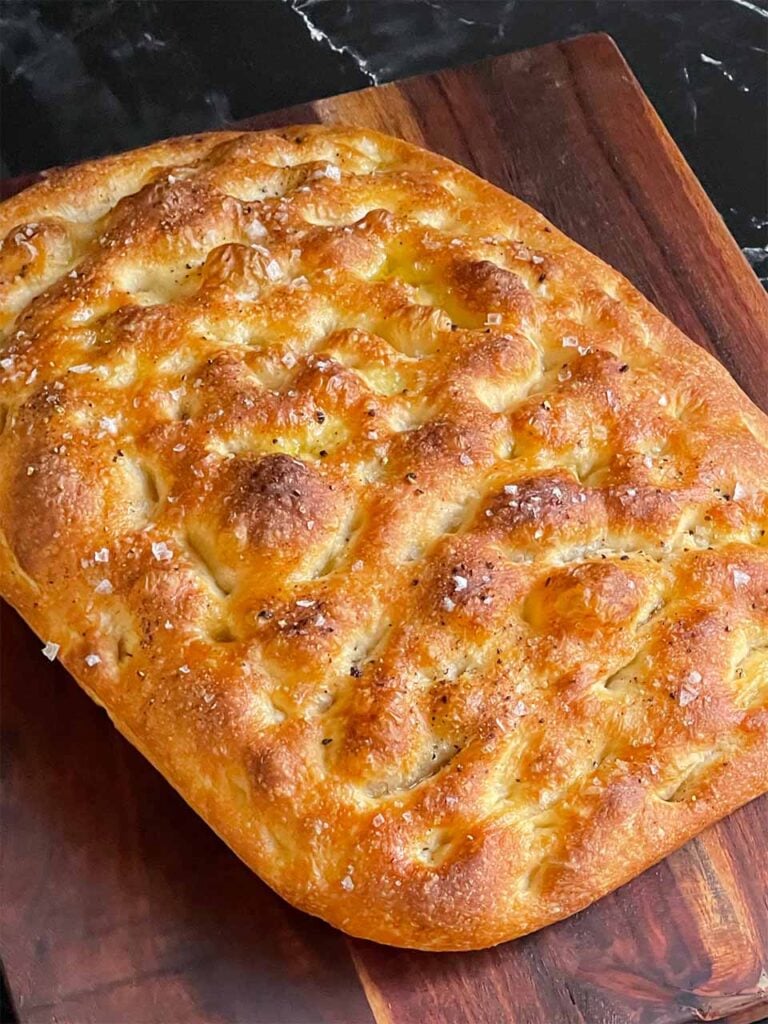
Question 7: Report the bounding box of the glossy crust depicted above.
[0,126,766,951]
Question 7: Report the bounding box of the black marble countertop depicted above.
[0,1,766,269]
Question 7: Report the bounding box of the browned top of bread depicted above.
[0,126,766,951]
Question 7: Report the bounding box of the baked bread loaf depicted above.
[0,126,766,951]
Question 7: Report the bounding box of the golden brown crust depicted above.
[0,125,766,951]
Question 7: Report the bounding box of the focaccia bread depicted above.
[1,126,766,951]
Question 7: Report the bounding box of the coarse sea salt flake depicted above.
[340,874,355,891]
[85,653,101,667]
[99,416,119,436]
[265,259,281,281]
[732,481,747,501]
[69,363,93,374]
[452,575,468,591]
[485,312,503,326]
[244,218,267,241]
[151,540,173,562]
[679,684,699,707]
[94,547,109,562]
[731,567,751,588]
[42,641,60,661]
[94,578,113,594]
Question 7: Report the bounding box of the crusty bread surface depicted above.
[0,126,766,950]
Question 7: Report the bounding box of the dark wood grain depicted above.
[2,33,766,1024]
[0,603,375,1024]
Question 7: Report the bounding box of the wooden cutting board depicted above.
[2,33,767,1024]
